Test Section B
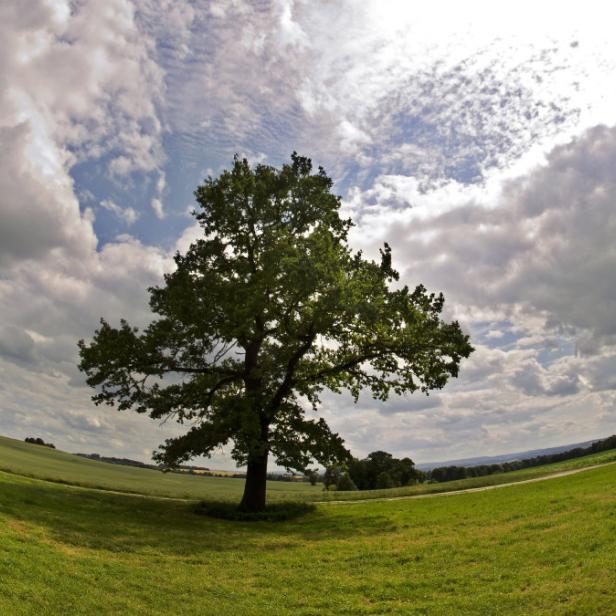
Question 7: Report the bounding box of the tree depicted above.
[335,473,358,491]
[348,451,419,490]
[78,153,473,513]
[391,457,417,487]
[305,468,319,486]
[323,464,345,491]
[375,471,395,489]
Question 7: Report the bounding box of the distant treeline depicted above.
[75,453,214,474]
[74,452,303,482]
[24,437,55,449]
[322,435,616,491]
[427,434,616,483]
[76,453,157,468]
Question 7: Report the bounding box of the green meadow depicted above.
[1,456,615,614]
[1,437,616,614]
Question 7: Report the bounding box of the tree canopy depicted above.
[348,451,422,490]
[78,153,473,512]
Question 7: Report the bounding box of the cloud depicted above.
[0,0,168,260]
[2,0,616,467]
[1,0,165,171]
[348,125,616,350]
[152,0,616,189]
[0,0,178,459]
[150,198,165,219]
[0,326,36,365]
[0,123,96,265]
[100,199,140,225]
[330,123,616,458]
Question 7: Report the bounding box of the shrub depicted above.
[336,473,358,491]
[323,464,345,490]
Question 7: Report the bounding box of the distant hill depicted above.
[416,439,598,471]
[0,435,319,501]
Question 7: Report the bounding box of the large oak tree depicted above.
[79,153,473,512]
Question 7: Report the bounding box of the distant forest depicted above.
[426,434,616,483]
[326,434,616,491]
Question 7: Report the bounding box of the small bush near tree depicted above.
[195,501,315,522]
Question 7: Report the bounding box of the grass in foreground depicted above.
[1,463,615,614]
[3,435,616,504]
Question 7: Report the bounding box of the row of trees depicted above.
[24,437,55,449]
[427,434,616,483]
[321,434,616,491]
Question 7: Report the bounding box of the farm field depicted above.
[0,436,320,502]
[2,434,616,503]
[1,456,615,614]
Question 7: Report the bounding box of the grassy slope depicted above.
[0,436,320,501]
[1,463,615,614]
[2,434,616,504]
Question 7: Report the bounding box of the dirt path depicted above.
[321,460,616,505]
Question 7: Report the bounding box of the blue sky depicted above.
[2,0,616,468]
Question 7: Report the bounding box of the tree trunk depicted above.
[239,452,268,512]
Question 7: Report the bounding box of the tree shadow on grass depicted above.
[0,473,399,557]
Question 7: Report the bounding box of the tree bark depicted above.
[240,336,268,513]
[239,451,268,512]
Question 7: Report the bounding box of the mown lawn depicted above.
[1,463,615,614]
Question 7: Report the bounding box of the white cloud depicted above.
[1,0,166,171]
[100,199,139,225]
[333,123,616,457]
[0,0,174,460]
[150,198,165,219]
[347,125,616,349]
[486,329,504,339]
[2,0,616,466]
[0,123,96,266]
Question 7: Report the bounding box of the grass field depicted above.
[2,434,616,504]
[0,436,321,502]
[1,455,615,614]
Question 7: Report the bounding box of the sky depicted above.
[2,0,616,468]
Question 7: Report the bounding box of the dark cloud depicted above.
[0,325,36,365]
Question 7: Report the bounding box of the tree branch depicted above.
[266,328,317,417]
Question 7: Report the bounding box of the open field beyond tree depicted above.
[2,435,616,503]
[0,436,321,502]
